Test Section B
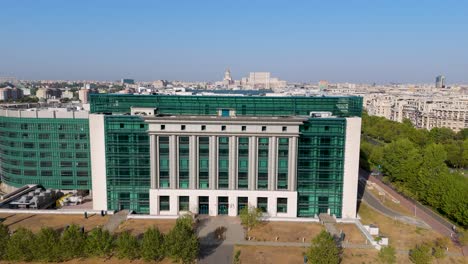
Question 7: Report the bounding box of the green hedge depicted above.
[0,215,199,263]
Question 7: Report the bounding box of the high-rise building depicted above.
[121,79,135,85]
[0,94,363,220]
[435,75,446,88]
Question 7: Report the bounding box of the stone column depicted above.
[229,136,237,190]
[189,135,197,189]
[249,136,257,190]
[209,136,218,190]
[150,135,157,189]
[289,136,298,191]
[169,135,177,189]
[269,136,278,191]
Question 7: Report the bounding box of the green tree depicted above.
[381,139,421,186]
[5,227,35,261]
[33,227,62,262]
[409,243,432,264]
[115,231,140,260]
[416,144,448,206]
[306,230,341,264]
[165,216,199,264]
[378,246,396,264]
[85,227,114,257]
[239,205,263,235]
[60,224,86,260]
[0,224,9,260]
[140,227,165,261]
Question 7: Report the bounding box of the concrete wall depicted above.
[341,117,362,219]
[89,114,108,210]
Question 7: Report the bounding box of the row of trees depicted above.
[362,112,468,168]
[360,113,468,227]
[0,215,199,263]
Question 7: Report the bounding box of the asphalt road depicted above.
[361,171,467,255]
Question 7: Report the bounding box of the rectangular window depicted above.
[181,125,186,130]
[238,197,248,215]
[277,198,288,213]
[257,197,268,213]
[282,126,287,132]
[179,196,189,211]
[201,125,206,131]
[40,161,53,167]
[161,125,165,130]
[221,125,226,131]
[262,126,266,131]
[242,126,246,131]
[61,171,73,177]
[160,196,170,211]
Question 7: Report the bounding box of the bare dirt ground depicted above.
[358,203,462,254]
[115,219,176,236]
[248,221,324,242]
[234,245,305,264]
[234,246,467,264]
[0,213,109,233]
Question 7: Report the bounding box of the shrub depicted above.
[409,243,432,264]
[115,231,140,260]
[140,227,165,261]
[378,246,396,264]
[432,237,448,259]
[33,227,62,262]
[5,227,35,261]
[239,206,263,233]
[0,224,9,260]
[165,216,199,264]
[306,230,341,264]
[60,224,86,260]
[85,227,114,257]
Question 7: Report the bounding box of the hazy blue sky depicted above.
[1,0,467,83]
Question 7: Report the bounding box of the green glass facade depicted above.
[90,94,362,117]
[0,116,91,190]
[297,118,346,218]
[104,116,150,213]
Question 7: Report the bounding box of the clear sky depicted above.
[1,0,467,83]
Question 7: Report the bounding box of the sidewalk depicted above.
[368,175,468,256]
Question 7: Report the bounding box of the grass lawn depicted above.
[115,219,176,236]
[248,221,324,242]
[366,185,414,216]
[358,203,461,253]
[0,213,109,233]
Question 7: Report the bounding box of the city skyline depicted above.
[1,0,468,83]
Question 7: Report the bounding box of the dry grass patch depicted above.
[358,204,461,254]
[234,245,305,264]
[336,224,366,244]
[366,186,413,216]
[248,221,324,242]
[0,213,109,233]
[116,219,176,236]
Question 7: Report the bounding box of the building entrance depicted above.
[218,197,228,215]
[199,196,209,215]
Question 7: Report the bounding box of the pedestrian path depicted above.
[197,216,244,264]
[103,210,128,233]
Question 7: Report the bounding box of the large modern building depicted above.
[0,94,363,220]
